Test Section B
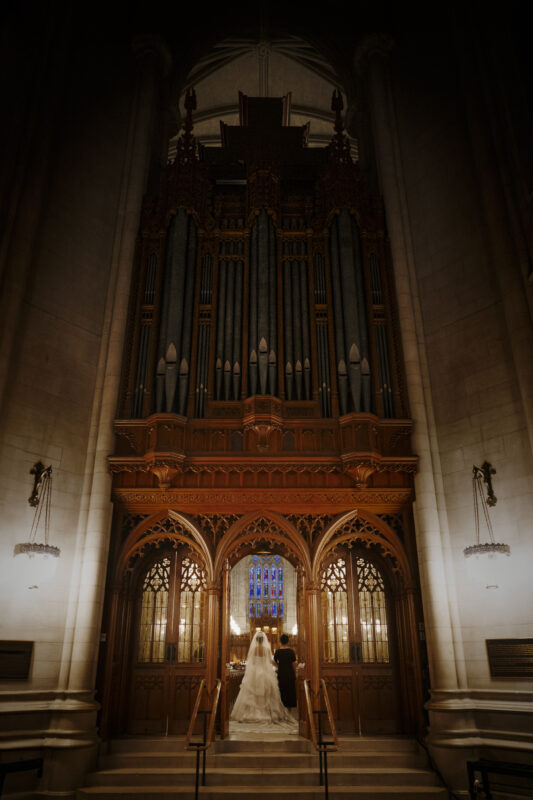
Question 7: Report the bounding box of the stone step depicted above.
[77,736,449,800]
[107,735,419,755]
[77,786,449,800]
[100,750,427,771]
[84,766,439,788]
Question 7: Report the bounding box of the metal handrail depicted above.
[184,679,221,799]
[304,678,338,751]
[304,679,338,800]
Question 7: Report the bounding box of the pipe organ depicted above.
[105,91,422,740]
[120,91,406,425]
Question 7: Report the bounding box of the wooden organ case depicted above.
[99,90,427,738]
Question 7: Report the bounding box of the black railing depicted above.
[304,679,338,800]
[185,679,221,800]
[467,758,533,799]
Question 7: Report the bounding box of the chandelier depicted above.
[13,462,61,588]
[463,462,510,558]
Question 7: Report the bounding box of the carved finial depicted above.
[328,89,352,166]
[177,87,197,165]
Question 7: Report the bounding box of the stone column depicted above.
[354,36,466,692]
[0,22,69,414]
[456,31,533,454]
[59,36,172,693]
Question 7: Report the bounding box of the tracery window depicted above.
[321,557,349,663]
[178,557,206,663]
[248,554,284,619]
[138,557,170,663]
[357,557,389,663]
[137,552,206,664]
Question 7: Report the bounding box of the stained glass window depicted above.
[248,554,283,618]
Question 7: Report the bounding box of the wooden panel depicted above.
[359,667,397,734]
[323,671,357,735]
[170,673,204,734]
[129,669,167,734]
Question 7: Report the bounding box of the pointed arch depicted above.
[312,509,412,585]
[214,510,311,577]
[115,509,214,582]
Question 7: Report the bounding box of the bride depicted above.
[230,631,295,726]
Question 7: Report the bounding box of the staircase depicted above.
[76,735,450,799]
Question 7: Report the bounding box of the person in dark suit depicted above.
[273,633,297,708]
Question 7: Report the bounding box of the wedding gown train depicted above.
[230,631,297,730]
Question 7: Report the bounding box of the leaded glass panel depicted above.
[138,557,170,663]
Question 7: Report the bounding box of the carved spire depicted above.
[329,88,353,166]
[177,87,198,165]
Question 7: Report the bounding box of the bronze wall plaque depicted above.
[486,638,533,678]
[0,640,33,679]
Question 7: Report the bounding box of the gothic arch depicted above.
[115,509,214,582]
[312,509,413,586]
[214,510,312,577]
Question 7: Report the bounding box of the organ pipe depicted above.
[155,209,198,413]
[233,260,243,400]
[249,210,277,397]
[328,210,372,414]
[283,263,293,400]
[299,260,311,400]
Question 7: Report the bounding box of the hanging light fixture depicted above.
[464,462,510,559]
[13,461,61,588]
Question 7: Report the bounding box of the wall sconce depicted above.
[13,461,61,588]
[464,462,510,558]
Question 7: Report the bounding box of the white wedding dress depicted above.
[230,632,296,731]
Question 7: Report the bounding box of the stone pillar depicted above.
[59,36,172,694]
[0,24,69,414]
[354,35,466,692]
[456,31,533,454]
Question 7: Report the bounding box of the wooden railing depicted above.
[185,678,222,799]
[304,679,338,800]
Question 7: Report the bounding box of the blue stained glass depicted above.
[256,585,261,597]
[274,555,280,563]
[253,555,259,563]
[263,585,268,597]
[249,567,255,580]
[279,585,283,597]
[271,568,275,581]
[249,583,254,598]
[264,567,268,581]
[272,603,277,617]
[280,602,284,616]
[278,568,283,581]
[256,567,261,580]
